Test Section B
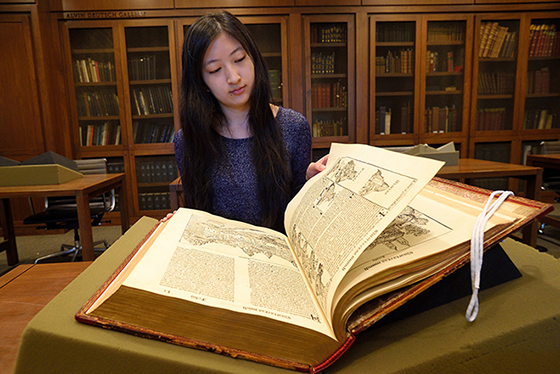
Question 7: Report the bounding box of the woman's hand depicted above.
[306,155,329,180]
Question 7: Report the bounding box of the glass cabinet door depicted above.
[523,16,560,132]
[372,20,416,138]
[124,25,175,145]
[424,20,467,135]
[69,27,122,147]
[304,15,355,147]
[244,21,287,106]
[135,155,177,212]
[473,18,520,133]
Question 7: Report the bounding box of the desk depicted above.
[526,153,560,169]
[13,217,560,374]
[0,174,129,264]
[0,262,91,374]
[169,158,543,246]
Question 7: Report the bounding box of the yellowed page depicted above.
[284,143,445,324]
[121,208,335,339]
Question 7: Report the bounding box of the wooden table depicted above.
[0,262,91,374]
[169,158,543,246]
[0,173,129,264]
[526,153,560,169]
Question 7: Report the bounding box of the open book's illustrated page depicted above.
[118,208,335,338]
[284,143,444,327]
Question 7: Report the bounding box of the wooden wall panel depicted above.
[0,15,44,159]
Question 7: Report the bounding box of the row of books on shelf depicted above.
[376,23,414,43]
[311,81,347,109]
[477,71,515,95]
[311,119,346,137]
[425,105,459,133]
[529,24,560,57]
[132,121,174,144]
[138,192,171,211]
[136,157,178,184]
[73,58,116,83]
[479,22,517,59]
[311,25,346,43]
[128,55,158,81]
[476,107,507,131]
[375,49,413,74]
[523,109,558,130]
[427,23,465,43]
[76,89,119,117]
[311,52,336,75]
[375,102,413,135]
[527,67,551,95]
[79,122,121,146]
[426,50,464,73]
[107,161,125,174]
[131,86,173,115]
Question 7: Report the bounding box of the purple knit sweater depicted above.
[174,106,311,230]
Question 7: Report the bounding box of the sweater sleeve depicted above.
[277,107,312,195]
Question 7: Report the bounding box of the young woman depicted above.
[174,11,326,232]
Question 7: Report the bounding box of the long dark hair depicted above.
[179,10,292,230]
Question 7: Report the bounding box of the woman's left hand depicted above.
[306,155,329,180]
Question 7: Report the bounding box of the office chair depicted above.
[23,158,116,263]
[540,141,560,201]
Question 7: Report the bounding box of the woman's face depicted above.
[202,32,255,113]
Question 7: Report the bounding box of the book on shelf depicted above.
[80,122,121,146]
[501,31,517,58]
[76,143,551,373]
[131,86,173,115]
[479,22,497,58]
[530,24,560,57]
[73,58,116,83]
[523,109,557,130]
[376,106,392,135]
[488,26,508,58]
[425,105,457,133]
[477,107,507,131]
[312,119,346,137]
[482,22,500,58]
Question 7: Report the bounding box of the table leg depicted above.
[116,181,130,234]
[0,198,19,266]
[521,170,542,248]
[76,192,95,261]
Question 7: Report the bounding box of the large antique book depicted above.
[76,143,551,373]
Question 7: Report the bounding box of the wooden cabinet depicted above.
[63,19,179,222]
[520,13,560,135]
[369,14,474,155]
[420,15,474,152]
[370,15,419,147]
[303,14,355,153]
[469,12,560,161]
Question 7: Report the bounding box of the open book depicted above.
[76,143,551,373]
